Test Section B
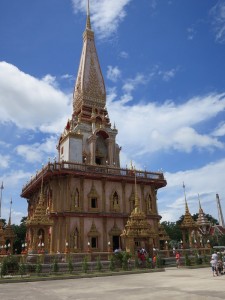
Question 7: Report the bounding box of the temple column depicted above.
[80,178,84,210]
[106,138,114,165]
[88,135,97,165]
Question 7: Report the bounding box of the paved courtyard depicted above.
[0,267,224,300]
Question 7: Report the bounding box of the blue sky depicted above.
[0,0,225,224]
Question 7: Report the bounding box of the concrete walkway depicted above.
[0,267,224,300]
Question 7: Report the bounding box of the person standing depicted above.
[176,252,181,268]
[210,258,217,276]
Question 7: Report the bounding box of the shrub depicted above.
[146,255,152,269]
[82,256,89,273]
[35,257,42,275]
[67,257,74,274]
[185,253,191,266]
[203,255,208,264]
[134,255,140,268]
[114,251,123,268]
[0,255,19,276]
[96,256,102,272]
[19,263,27,275]
[194,252,202,265]
[109,256,115,271]
[27,264,36,273]
[122,252,131,271]
[51,258,59,273]
[156,255,162,268]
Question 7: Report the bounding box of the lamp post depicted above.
[38,242,41,254]
[24,242,27,254]
[0,181,4,218]
[107,241,111,252]
[7,243,11,254]
[41,242,45,253]
[22,243,25,254]
[194,239,197,248]
[87,241,91,253]
[65,242,69,253]
[180,240,183,249]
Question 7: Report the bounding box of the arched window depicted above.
[113,192,119,208]
[37,228,45,245]
[110,191,120,212]
[147,194,153,212]
[74,228,79,250]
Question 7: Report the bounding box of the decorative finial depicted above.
[86,0,91,30]
[182,182,189,213]
[8,197,12,225]
[198,193,202,210]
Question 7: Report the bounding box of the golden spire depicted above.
[86,0,91,30]
[182,182,189,214]
[180,183,196,228]
[8,198,12,226]
[198,193,202,210]
[73,0,106,117]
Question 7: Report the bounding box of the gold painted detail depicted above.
[109,222,122,236]
[180,210,197,229]
[158,222,170,241]
[110,191,120,212]
[27,191,53,226]
[87,221,100,237]
[88,182,100,212]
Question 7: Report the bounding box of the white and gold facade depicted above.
[21,6,167,255]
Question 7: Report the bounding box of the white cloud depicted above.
[212,122,225,137]
[71,0,132,39]
[119,51,129,59]
[210,0,225,44]
[61,74,74,80]
[0,154,10,168]
[0,170,32,224]
[16,136,58,163]
[1,170,31,189]
[158,158,225,222]
[122,73,148,93]
[187,26,196,40]
[0,62,71,133]
[107,90,225,157]
[42,74,58,87]
[107,65,121,82]
[160,68,177,82]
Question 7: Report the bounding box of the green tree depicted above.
[12,217,27,254]
[161,221,182,242]
[0,218,7,226]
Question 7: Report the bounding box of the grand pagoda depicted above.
[21,3,167,255]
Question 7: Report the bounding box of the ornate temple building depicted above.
[0,200,16,254]
[21,5,167,255]
[180,186,225,248]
